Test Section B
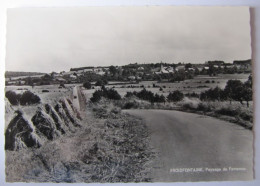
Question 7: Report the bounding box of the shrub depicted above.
[83,81,92,89]
[90,87,121,103]
[95,79,108,86]
[125,92,135,98]
[5,91,21,105]
[167,90,184,102]
[123,102,137,109]
[90,90,103,102]
[239,112,252,122]
[136,89,155,102]
[197,103,212,112]
[200,87,226,101]
[20,91,41,105]
[216,107,239,116]
[105,89,121,100]
[153,94,165,103]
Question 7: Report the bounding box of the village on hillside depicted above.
[5,59,252,86]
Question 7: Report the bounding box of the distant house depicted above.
[128,76,136,80]
[175,65,185,71]
[70,74,77,80]
[166,66,174,73]
[206,61,225,66]
[233,59,252,71]
[56,77,66,82]
[138,67,144,71]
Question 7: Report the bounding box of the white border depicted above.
[0,1,259,186]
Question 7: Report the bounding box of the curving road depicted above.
[124,109,253,182]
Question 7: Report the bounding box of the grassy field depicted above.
[81,73,251,98]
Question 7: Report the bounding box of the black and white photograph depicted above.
[4,6,254,182]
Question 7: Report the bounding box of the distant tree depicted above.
[167,90,184,102]
[42,74,52,81]
[83,81,91,89]
[95,79,108,86]
[153,94,165,103]
[185,63,192,70]
[59,82,66,88]
[136,88,155,102]
[109,66,117,76]
[200,86,225,101]
[125,92,135,98]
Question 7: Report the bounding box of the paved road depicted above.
[124,109,253,182]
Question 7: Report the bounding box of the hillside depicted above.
[5,71,45,78]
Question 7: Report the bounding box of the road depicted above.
[124,109,253,182]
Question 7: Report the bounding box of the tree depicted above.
[167,90,184,102]
[20,91,41,105]
[185,63,192,70]
[242,76,253,107]
[200,86,225,101]
[224,80,244,104]
[109,66,117,76]
[90,87,121,102]
[90,90,103,102]
[95,79,108,86]
[83,81,91,89]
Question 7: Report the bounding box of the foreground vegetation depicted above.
[5,90,154,182]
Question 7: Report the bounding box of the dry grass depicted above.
[6,100,155,182]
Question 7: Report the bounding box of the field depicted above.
[82,73,251,98]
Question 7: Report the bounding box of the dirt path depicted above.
[124,109,253,182]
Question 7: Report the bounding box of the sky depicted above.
[5,6,251,73]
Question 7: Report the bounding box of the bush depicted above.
[167,90,184,102]
[239,112,252,122]
[5,91,21,105]
[105,89,121,100]
[125,92,135,98]
[123,102,137,109]
[95,79,108,86]
[136,89,155,102]
[20,91,41,105]
[200,87,226,101]
[197,103,212,112]
[83,81,92,89]
[90,87,121,103]
[216,107,239,116]
[90,90,103,103]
